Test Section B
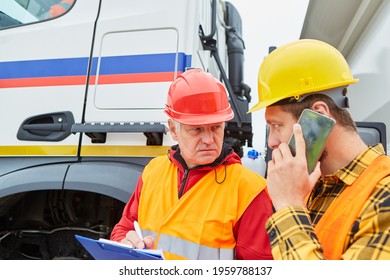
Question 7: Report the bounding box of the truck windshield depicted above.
[0,0,74,29]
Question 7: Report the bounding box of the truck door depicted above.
[0,0,100,193]
[79,0,198,158]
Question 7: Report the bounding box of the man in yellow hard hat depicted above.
[111,68,273,260]
[249,39,390,260]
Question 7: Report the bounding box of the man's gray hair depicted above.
[170,119,181,131]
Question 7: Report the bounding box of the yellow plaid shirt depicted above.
[266,144,390,259]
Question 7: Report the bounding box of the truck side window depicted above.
[0,0,75,29]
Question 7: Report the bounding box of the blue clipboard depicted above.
[75,235,164,260]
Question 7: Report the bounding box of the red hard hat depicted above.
[164,69,234,125]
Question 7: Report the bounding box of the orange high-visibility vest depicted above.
[138,155,266,260]
[315,155,390,259]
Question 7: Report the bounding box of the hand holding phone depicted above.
[288,109,336,173]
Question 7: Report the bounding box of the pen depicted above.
[134,221,143,240]
[133,221,146,249]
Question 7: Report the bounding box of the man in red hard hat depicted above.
[111,69,273,260]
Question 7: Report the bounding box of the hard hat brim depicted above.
[165,108,234,125]
[248,78,359,113]
[247,97,285,113]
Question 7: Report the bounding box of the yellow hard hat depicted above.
[248,39,359,112]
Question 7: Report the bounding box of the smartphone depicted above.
[288,109,336,173]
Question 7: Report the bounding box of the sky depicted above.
[226,0,309,154]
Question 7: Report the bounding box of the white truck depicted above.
[0,0,253,259]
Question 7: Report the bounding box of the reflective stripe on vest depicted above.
[141,231,234,259]
[138,155,266,260]
[315,155,390,259]
[159,233,234,259]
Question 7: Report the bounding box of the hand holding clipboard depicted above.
[75,235,164,260]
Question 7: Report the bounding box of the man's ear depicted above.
[311,101,331,116]
[168,119,178,141]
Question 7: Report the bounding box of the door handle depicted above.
[22,123,65,131]
[17,111,75,141]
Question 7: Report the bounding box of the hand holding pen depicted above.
[133,221,145,249]
[121,220,154,249]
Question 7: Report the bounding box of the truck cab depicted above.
[0,0,253,259]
